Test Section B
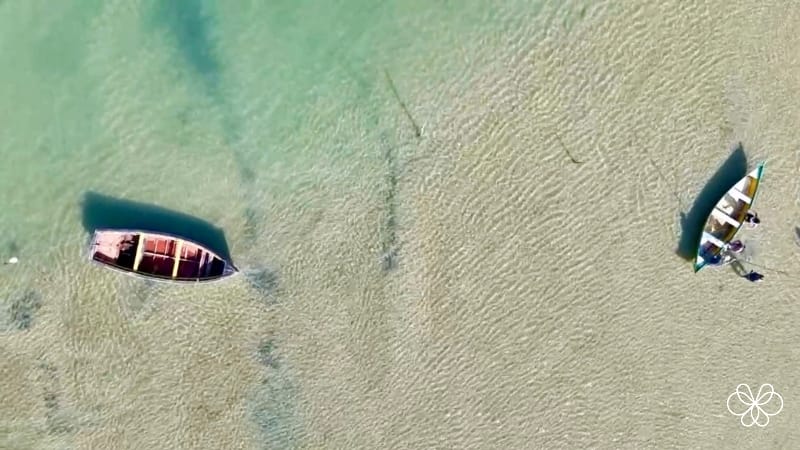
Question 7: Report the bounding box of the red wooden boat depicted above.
[88,229,238,283]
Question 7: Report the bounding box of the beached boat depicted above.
[694,162,765,272]
[88,229,238,283]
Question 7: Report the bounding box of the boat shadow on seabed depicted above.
[80,191,233,261]
[675,143,748,261]
[80,191,280,297]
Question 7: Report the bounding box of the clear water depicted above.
[2,1,796,449]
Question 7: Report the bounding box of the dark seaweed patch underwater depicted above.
[152,0,221,96]
[249,338,303,449]
[4,289,42,330]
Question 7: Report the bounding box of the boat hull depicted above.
[693,162,765,272]
[88,229,238,284]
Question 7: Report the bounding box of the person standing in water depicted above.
[744,211,760,228]
[727,240,745,254]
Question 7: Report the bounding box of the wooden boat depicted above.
[694,162,765,272]
[88,229,238,283]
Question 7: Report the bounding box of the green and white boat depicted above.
[694,162,765,272]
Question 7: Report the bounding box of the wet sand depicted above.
[3,1,800,449]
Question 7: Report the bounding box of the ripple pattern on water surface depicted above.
[4,0,800,448]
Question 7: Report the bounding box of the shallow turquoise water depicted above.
[0,1,559,447]
[6,0,800,448]
[11,2,776,449]
[0,0,534,256]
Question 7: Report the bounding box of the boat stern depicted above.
[86,229,111,262]
[693,259,706,273]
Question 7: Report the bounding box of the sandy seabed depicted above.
[2,1,800,449]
